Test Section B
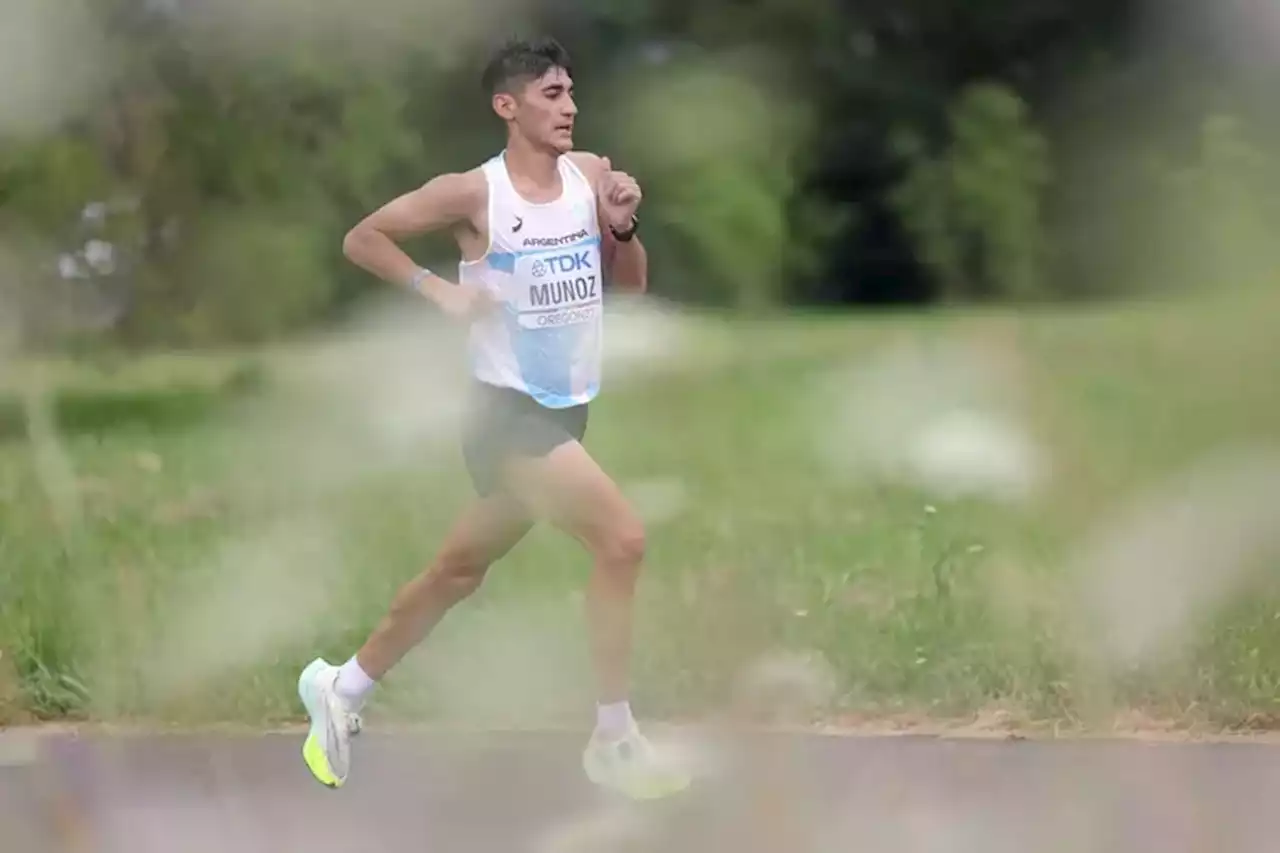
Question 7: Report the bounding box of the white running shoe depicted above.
[582,723,691,800]
[297,658,363,789]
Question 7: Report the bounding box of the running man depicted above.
[296,36,690,800]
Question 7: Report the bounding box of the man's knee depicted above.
[597,516,646,570]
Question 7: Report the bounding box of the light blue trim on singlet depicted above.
[486,252,516,274]
[503,314,578,408]
[485,239,600,270]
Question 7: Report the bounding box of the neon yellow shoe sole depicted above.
[617,773,692,800]
[583,745,692,800]
[302,731,343,789]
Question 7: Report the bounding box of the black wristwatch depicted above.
[609,215,638,242]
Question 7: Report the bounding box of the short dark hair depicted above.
[481,36,573,95]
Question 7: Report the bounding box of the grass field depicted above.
[3,290,1280,733]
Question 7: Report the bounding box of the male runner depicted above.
[295,36,690,801]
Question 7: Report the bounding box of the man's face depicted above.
[497,66,577,153]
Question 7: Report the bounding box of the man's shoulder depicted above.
[417,167,489,217]
[566,151,605,182]
[428,167,489,196]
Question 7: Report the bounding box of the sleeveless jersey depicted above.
[458,151,604,409]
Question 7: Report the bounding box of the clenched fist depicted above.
[598,156,641,232]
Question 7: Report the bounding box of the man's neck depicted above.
[504,138,560,193]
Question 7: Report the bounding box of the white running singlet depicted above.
[459,151,604,409]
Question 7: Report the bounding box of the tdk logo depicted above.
[544,251,593,275]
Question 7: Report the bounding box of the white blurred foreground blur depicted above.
[0,0,107,138]
[118,515,349,711]
[812,340,1048,502]
[1070,446,1280,673]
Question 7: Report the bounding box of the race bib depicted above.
[514,246,603,330]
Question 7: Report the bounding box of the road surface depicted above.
[3,727,1280,852]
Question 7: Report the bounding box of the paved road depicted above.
[4,728,1280,852]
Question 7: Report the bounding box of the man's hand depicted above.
[598,157,642,231]
[418,275,499,323]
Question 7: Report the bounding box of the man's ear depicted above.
[492,92,518,120]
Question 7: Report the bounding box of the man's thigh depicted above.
[436,491,535,568]
[460,383,588,500]
[499,438,641,552]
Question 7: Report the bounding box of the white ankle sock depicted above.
[334,656,375,704]
[596,700,635,737]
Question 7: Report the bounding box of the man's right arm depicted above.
[341,171,483,308]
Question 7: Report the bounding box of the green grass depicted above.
[0,352,265,441]
[3,293,1280,732]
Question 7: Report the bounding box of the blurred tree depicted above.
[590,50,836,309]
[890,83,1052,301]
[1145,111,1278,295]
[0,0,1223,348]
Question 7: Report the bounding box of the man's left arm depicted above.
[602,227,647,294]
[572,152,648,294]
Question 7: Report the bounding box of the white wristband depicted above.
[408,267,433,293]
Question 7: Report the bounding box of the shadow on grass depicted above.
[0,362,267,442]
